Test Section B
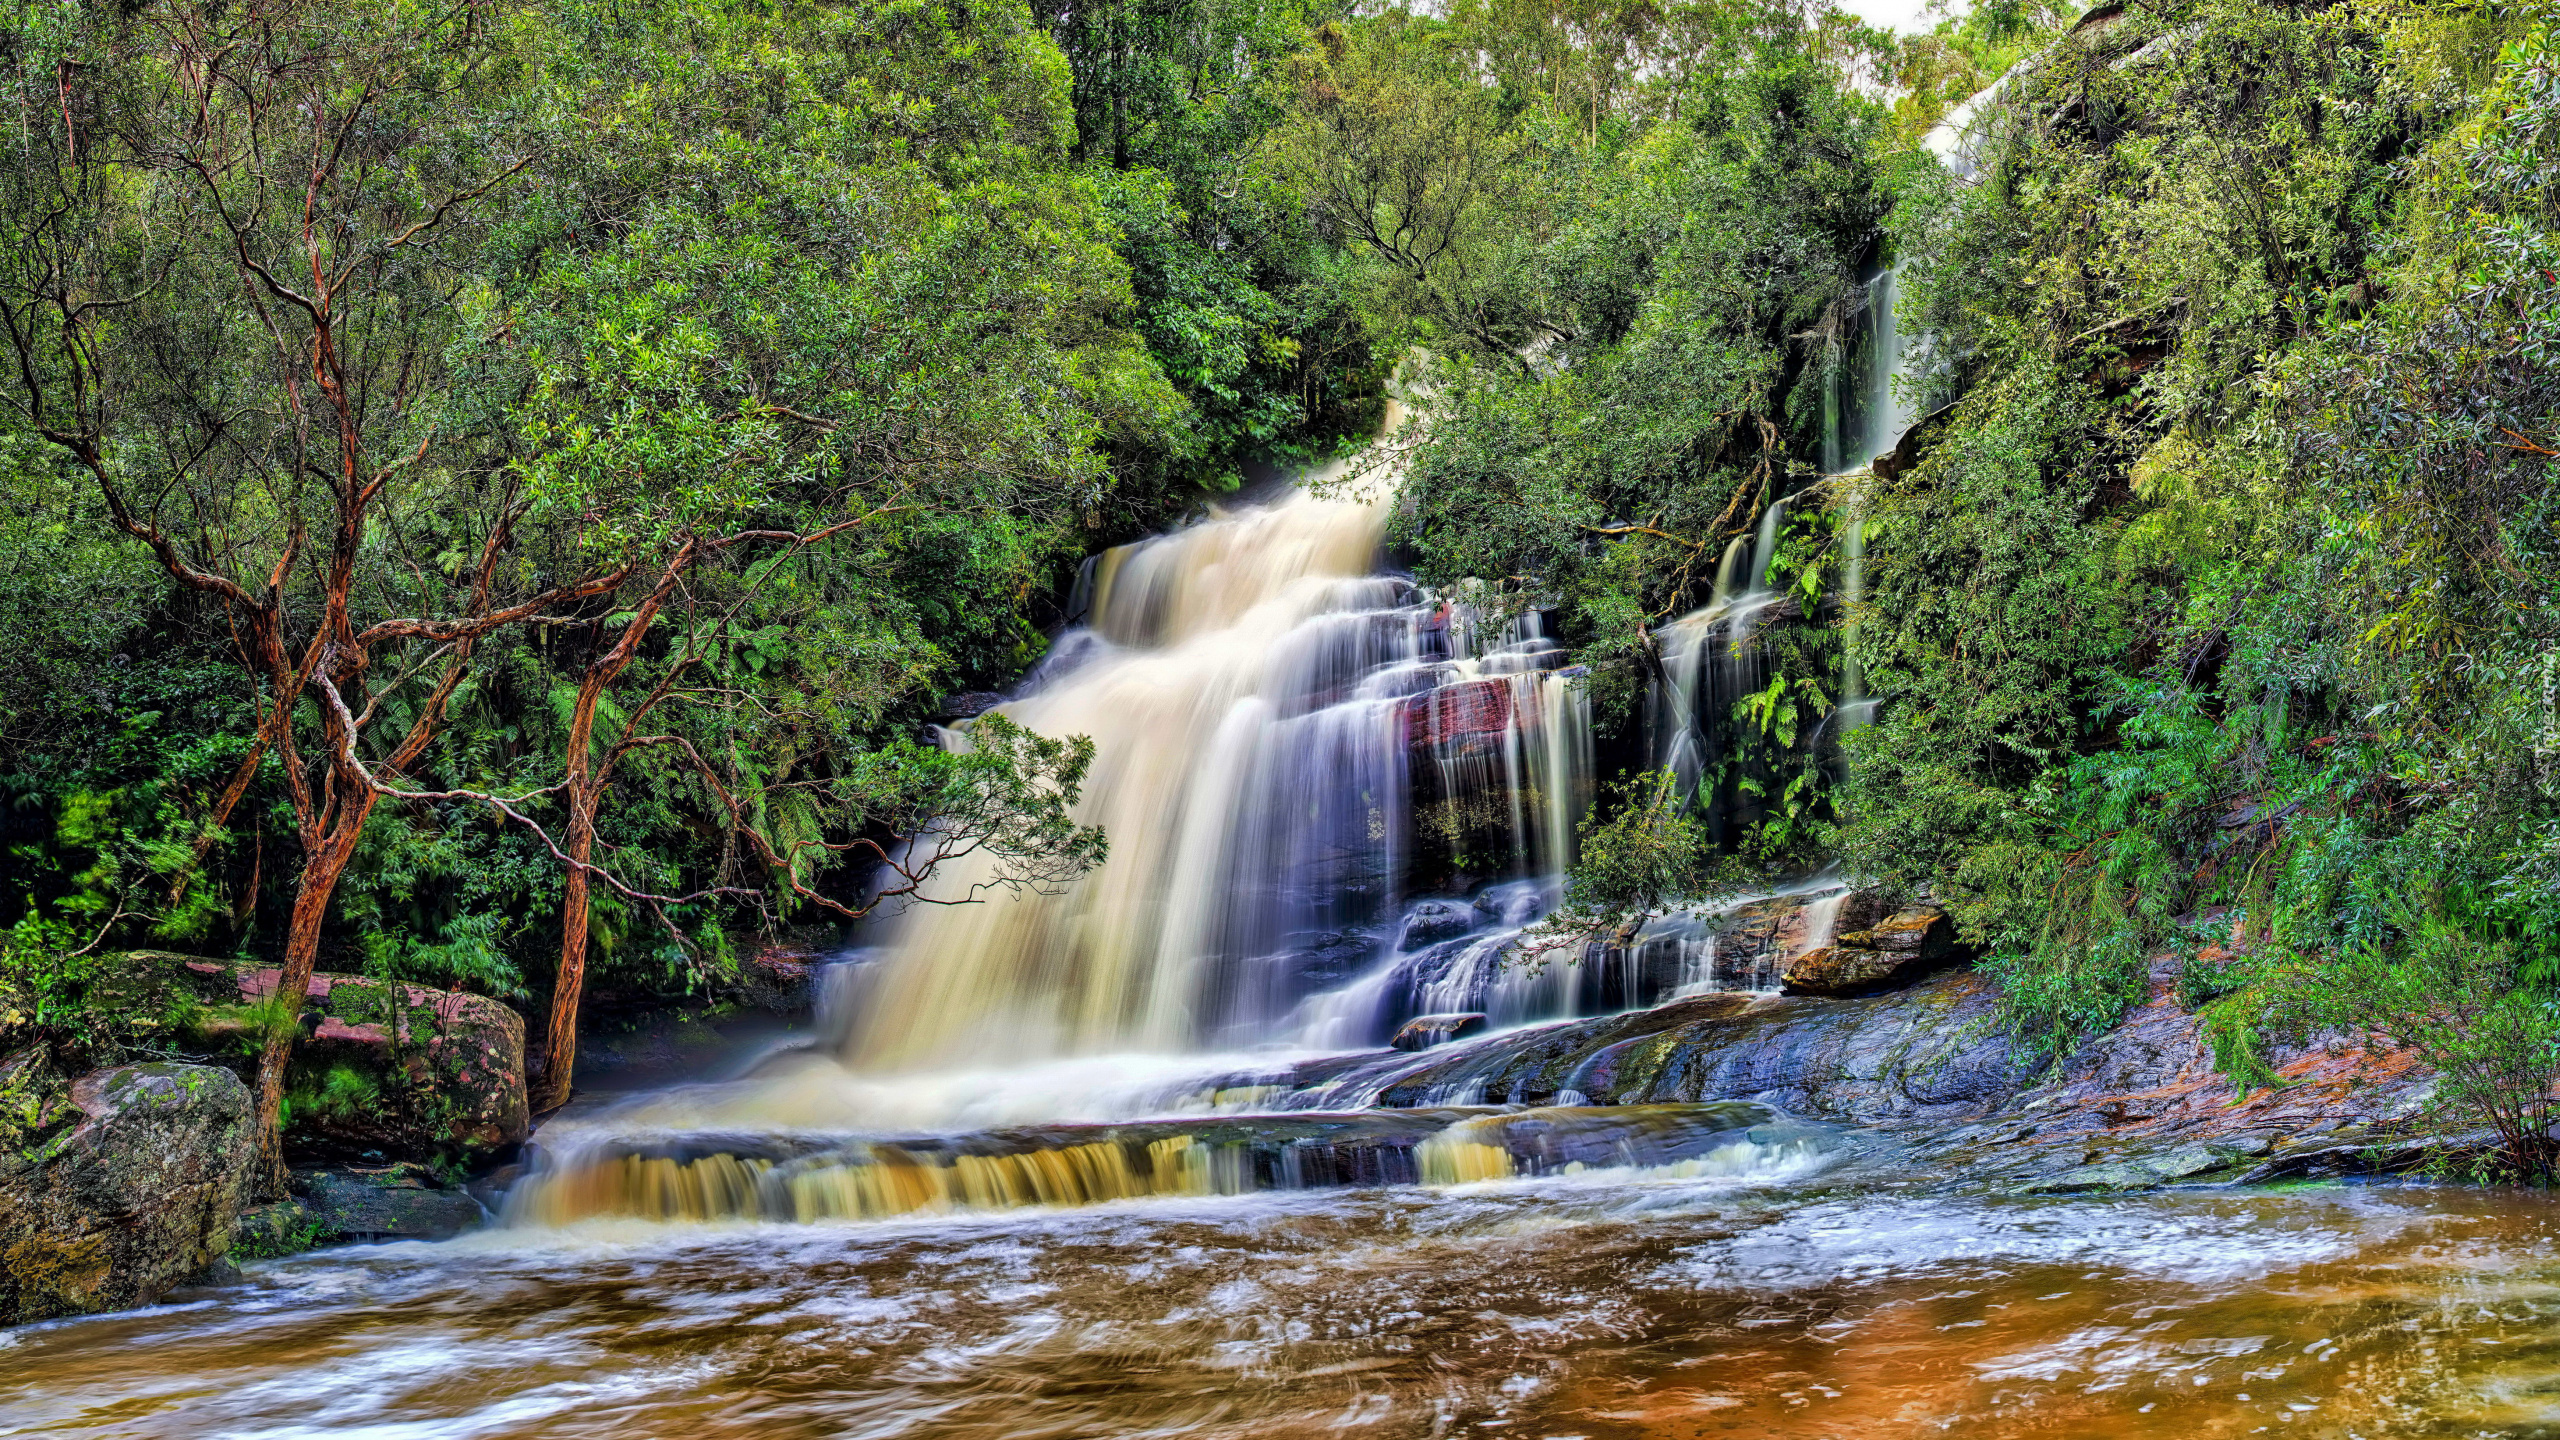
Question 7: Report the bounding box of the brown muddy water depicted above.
[9,1154,2560,1438]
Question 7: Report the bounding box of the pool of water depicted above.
[9,1150,2560,1438]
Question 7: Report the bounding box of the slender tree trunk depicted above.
[529,541,692,1114]
[531,695,605,1116]
[250,808,372,1197]
[164,729,271,911]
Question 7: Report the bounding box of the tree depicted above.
[1267,16,1544,364]
[0,0,624,1187]
[475,0,1157,1109]
[1512,768,1741,965]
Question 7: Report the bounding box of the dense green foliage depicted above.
[0,0,1232,1030]
[8,0,2560,1171]
[1843,3,2560,1063]
[1348,0,2560,1164]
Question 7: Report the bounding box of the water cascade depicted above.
[504,1102,1817,1226]
[1836,263,1925,724]
[1631,259,1945,978]
[836,466,1598,1073]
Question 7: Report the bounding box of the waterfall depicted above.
[1858,266,1919,466]
[1640,260,1937,938]
[839,473,1596,1072]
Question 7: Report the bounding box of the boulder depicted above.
[1706,890,1888,991]
[1783,944,1922,996]
[1782,905,1961,997]
[736,938,826,1016]
[235,1164,484,1254]
[1838,907,1958,957]
[141,952,528,1162]
[1397,902,1477,950]
[0,1062,256,1326]
[1391,1012,1488,1051]
[1255,931,1380,994]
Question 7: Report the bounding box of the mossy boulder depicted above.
[0,1062,256,1326]
[135,952,528,1163]
[234,1163,486,1255]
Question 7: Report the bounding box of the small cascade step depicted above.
[505,1102,1823,1227]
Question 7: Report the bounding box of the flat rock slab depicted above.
[1282,946,2451,1190]
[238,1165,486,1251]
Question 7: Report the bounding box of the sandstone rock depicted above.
[1266,931,1379,991]
[1782,944,1929,996]
[1837,907,1958,957]
[0,1062,256,1325]
[1824,887,1897,939]
[737,939,825,1015]
[1700,890,1896,992]
[247,1165,485,1250]
[1781,905,1960,996]
[139,952,527,1162]
[1391,1012,1488,1051]
[2015,1160,2165,1195]
[1263,928,2456,1186]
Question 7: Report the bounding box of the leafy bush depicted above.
[2267,900,2560,1183]
[1513,769,1744,968]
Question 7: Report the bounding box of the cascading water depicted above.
[481,419,1857,1233]
[1632,259,1943,984]
[835,474,1599,1072]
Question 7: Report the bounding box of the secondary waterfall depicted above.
[837,463,1596,1072]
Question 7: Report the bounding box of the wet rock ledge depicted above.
[1276,946,2437,1193]
[0,950,530,1327]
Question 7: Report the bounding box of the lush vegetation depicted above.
[1843,1,2560,1090]
[1319,0,2560,1168]
[8,0,2560,1176]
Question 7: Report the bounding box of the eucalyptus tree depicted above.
[0,0,626,1185]
[0,0,1157,1161]
[482,0,1141,1109]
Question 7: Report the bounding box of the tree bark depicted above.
[531,697,605,1116]
[530,540,695,1115]
[163,729,272,911]
[249,807,372,1197]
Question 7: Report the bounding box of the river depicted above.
[9,1155,2560,1437]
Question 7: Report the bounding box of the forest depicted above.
[10,0,2560,1388]
[24,0,2560,1424]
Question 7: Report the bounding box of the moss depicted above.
[1,1229,112,1313]
[226,1203,331,1261]
[284,1064,386,1131]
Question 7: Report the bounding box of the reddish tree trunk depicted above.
[165,729,272,911]
[249,804,373,1196]
[530,542,692,1114]
[532,707,604,1116]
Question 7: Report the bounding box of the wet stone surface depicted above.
[0,950,2511,1437]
